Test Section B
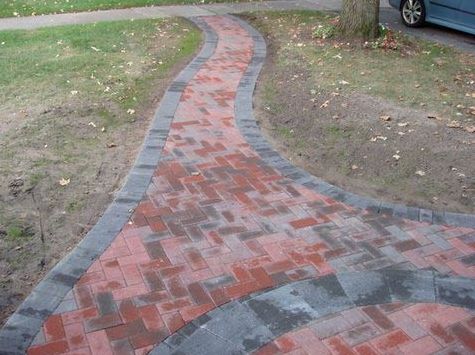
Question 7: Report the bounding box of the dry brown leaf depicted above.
[320,100,330,108]
[447,120,462,128]
[380,115,391,122]
[370,136,387,142]
[465,126,475,133]
[59,178,70,186]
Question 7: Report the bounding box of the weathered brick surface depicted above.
[259,303,475,354]
[27,16,475,354]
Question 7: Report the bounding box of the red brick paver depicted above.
[255,303,475,355]
[28,16,475,354]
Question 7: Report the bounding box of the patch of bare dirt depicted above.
[250,15,475,214]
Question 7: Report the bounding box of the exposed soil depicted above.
[245,12,475,214]
[0,20,200,325]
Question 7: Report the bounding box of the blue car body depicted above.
[389,0,475,35]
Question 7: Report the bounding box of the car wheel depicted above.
[400,0,426,27]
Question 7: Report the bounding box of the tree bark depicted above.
[339,0,380,39]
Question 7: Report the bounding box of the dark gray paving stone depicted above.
[435,275,475,309]
[383,269,436,303]
[460,254,475,266]
[96,293,117,316]
[150,342,175,355]
[169,328,244,355]
[163,332,187,349]
[200,302,273,352]
[0,335,26,354]
[337,271,391,306]
[53,298,77,314]
[15,290,63,321]
[0,313,44,353]
[245,284,318,336]
[292,275,354,317]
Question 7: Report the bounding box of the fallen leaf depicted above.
[415,170,426,177]
[59,178,70,186]
[351,165,358,170]
[107,143,117,148]
[447,120,462,128]
[380,115,391,122]
[465,126,475,133]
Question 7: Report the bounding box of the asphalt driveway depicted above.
[380,5,475,53]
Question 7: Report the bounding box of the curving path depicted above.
[1,15,475,355]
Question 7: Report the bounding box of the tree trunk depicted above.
[339,0,380,39]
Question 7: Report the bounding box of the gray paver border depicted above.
[232,15,475,229]
[0,16,218,355]
[150,269,475,354]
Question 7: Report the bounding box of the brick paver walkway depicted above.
[24,15,475,355]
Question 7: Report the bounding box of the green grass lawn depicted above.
[0,18,200,121]
[0,18,200,322]
[252,10,475,128]
[0,0,251,18]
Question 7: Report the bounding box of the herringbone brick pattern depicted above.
[255,303,475,354]
[28,16,475,354]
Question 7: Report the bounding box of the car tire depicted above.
[400,0,426,27]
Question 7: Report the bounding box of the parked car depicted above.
[389,0,475,35]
